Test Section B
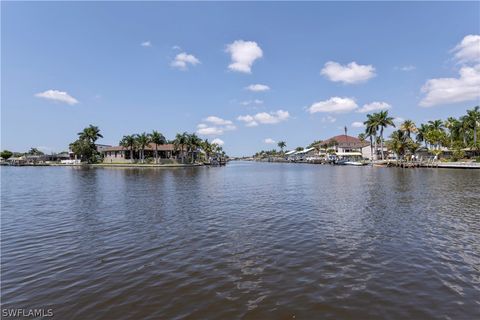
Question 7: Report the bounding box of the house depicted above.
[321,135,373,160]
[101,143,190,163]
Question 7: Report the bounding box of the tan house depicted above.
[101,143,189,163]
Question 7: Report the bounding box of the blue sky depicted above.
[2,2,479,156]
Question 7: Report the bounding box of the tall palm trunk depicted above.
[370,136,373,162]
[380,128,385,160]
[130,147,134,163]
[373,135,378,160]
[155,145,158,164]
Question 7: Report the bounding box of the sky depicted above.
[2,1,479,156]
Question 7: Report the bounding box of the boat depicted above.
[344,161,366,166]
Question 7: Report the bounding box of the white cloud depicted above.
[237,110,290,127]
[394,117,405,125]
[419,64,480,107]
[171,52,200,70]
[226,40,263,73]
[357,101,392,113]
[204,116,233,126]
[240,99,263,106]
[141,41,152,47]
[245,84,270,92]
[35,90,79,105]
[264,138,276,144]
[308,97,358,114]
[396,65,416,71]
[351,121,365,128]
[452,35,480,64]
[321,115,337,123]
[196,117,236,136]
[211,138,224,146]
[321,61,376,84]
[197,126,224,136]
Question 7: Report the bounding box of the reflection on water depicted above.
[1,163,479,319]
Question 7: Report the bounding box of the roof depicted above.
[323,135,369,148]
[295,147,315,154]
[101,143,183,152]
[285,150,296,155]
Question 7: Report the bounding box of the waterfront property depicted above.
[101,143,191,163]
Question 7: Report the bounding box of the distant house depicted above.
[322,135,373,159]
[101,143,190,163]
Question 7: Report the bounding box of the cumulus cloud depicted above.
[419,64,480,107]
[321,61,376,84]
[308,97,358,114]
[395,65,416,71]
[197,127,224,136]
[240,99,263,106]
[452,34,480,64]
[204,116,233,126]
[357,101,392,113]
[264,138,276,144]
[35,90,79,105]
[226,40,263,73]
[351,121,365,128]
[394,117,405,125]
[141,41,152,47]
[237,110,290,127]
[245,84,270,92]
[197,116,236,136]
[211,138,224,146]
[171,52,200,70]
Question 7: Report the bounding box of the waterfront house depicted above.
[322,135,373,160]
[101,143,191,163]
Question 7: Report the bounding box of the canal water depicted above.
[1,162,479,319]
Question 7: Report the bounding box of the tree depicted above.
[400,120,417,138]
[149,130,166,163]
[1,150,13,160]
[28,148,44,155]
[186,133,202,163]
[173,132,188,163]
[386,130,408,160]
[120,135,137,163]
[135,133,150,163]
[375,111,396,160]
[295,146,303,152]
[466,106,480,147]
[364,114,379,161]
[277,141,286,152]
[70,125,103,163]
[78,125,103,144]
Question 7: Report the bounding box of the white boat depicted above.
[344,161,365,166]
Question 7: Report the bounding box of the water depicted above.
[1,162,479,319]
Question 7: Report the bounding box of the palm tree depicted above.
[375,111,396,160]
[173,132,188,163]
[444,117,460,146]
[466,106,480,147]
[277,141,286,153]
[400,120,417,138]
[186,133,202,163]
[135,132,150,163]
[119,135,137,163]
[387,130,408,160]
[364,113,379,161]
[78,125,103,144]
[416,123,429,148]
[202,139,213,161]
[149,130,166,163]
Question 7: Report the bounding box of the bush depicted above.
[451,149,465,162]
